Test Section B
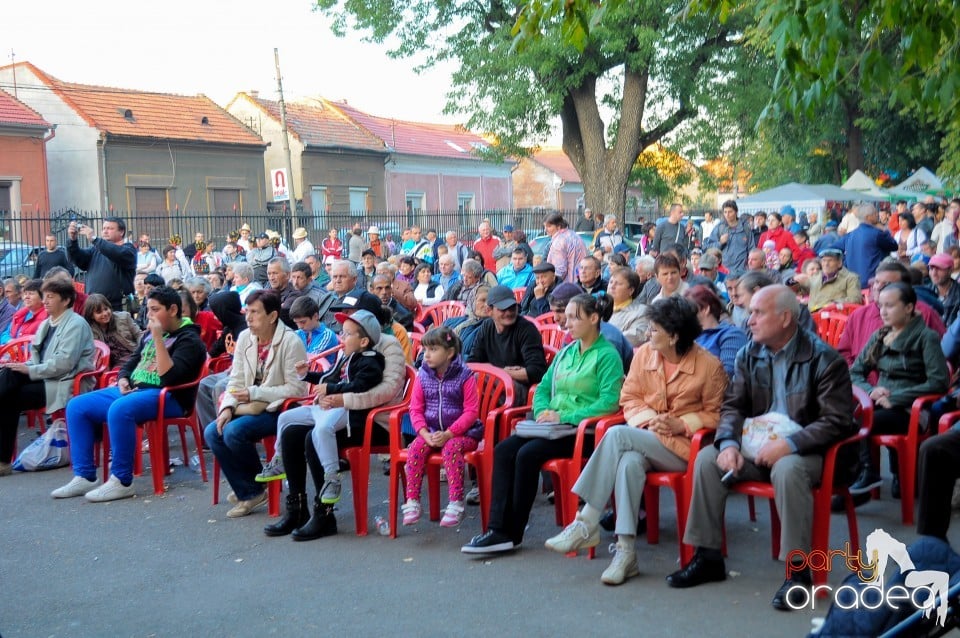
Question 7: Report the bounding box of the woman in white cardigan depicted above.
[204,289,307,517]
[0,276,95,475]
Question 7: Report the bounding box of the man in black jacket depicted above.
[34,234,74,279]
[468,285,548,403]
[67,217,136,311]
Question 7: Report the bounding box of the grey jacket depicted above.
[27,310,96,413]
[703,218,754,273]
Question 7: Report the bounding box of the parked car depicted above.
[0,244,41,280]
[529,232,638,257]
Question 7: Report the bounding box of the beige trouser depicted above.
[683,446,823,561]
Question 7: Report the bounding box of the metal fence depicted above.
[0,208,604,250]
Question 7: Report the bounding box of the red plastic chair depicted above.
[533,312,557,327]
[539,324,568,350]
[513,287,526,303]
[21,339,110,434]
[641,427,717,566]
[728,386,873,586]
[102,360,209,494]
[72,281,85,294]
[415,301,465,326]
[344,365,417,535]
[817,302,862,316]
[870,393,944,524]
[387,363,514,537]
[264,357,335,514]
[812,310,849,348]
[0,335,32,362]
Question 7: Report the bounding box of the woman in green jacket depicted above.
[461,293,624,554]
[849,281,949,500]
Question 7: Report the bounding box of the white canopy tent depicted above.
[886,167,945,200]
[842,170,890,199]
[734,182,885,219]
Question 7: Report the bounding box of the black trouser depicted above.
[917,428,960,539]
[281,424,325,496]
[0,368,46,462]
[859,407,909,476]
[487,434,577,544]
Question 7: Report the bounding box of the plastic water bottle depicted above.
[374,516,390,536]
[189,455,202,473]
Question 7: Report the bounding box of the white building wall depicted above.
[226,95,304,203]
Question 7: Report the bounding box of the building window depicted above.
[212,189,240,214]
[457,193,474,229]
[349,188,369,217]
[310,187,328,231]
[406,192,425,225]
[135,188,167,213]
[0,185,10,215]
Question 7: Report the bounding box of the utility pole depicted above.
[10,49,17,98]
[274,48,297,235]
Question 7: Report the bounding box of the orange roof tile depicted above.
[531,148,581,184]
[327,100,491,161]
[239,94,384,153]
[0,88,50,130]
[0,63,263,146]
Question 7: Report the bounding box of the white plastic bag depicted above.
[13,421,70,471]
[740,412,802,461]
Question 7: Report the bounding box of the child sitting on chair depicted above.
[402,327,481,528]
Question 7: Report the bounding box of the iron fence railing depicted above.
[0,208,605,250]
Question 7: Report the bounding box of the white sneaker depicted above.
[601,541,640,585]
[544,514,600,554]
[85,475,136,502]
[52,475,103,498]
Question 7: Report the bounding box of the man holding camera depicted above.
[67,217,137,311]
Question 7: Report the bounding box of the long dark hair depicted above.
[865,282,916,367]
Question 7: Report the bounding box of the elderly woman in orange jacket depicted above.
[544,296,728,586]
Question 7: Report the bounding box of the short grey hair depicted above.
[857,203,876,222]
[461,258,483,277]
[332,259,358,279]
[232,262,254,282]
[3,278,20,292]
[376,262,397,276]
[184,277,212,295]
[635,255,655,274]
[268,256,291,273]
[770,284,800,320]
[438,254,454,265]
[445,230,458,240]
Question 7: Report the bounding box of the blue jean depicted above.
[204,412,279,501]
[66,387,184,485]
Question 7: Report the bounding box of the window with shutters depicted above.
[213,189,240,213]
[135,188,167,213]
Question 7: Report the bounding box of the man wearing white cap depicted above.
[237,223,253,253]
[290,227,315,264]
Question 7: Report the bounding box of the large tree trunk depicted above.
[560,68,647,221]
[845,99,865,175]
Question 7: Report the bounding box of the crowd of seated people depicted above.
[6,201,960,617]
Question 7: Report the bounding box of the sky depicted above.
[1,0,464,126]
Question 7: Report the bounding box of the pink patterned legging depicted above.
[405,434,479,503]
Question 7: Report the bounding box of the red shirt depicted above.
[473,236,501,271]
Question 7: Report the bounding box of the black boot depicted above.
[264,493,309,537]
[292,499,338,541]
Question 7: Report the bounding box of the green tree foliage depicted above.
[315,0,748,216]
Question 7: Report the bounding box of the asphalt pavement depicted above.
[1,422,956,638]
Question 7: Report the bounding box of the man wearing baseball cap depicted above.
[492,224,519,272]
[804,247,863,311]
[248,232,278,285]
[468,285,547,403]
[928,253,960,326]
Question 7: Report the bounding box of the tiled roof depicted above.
[237,94,385,153]
[531,148,581,184]
[0,63,262,146]
[0,89,50,130]
[326,100,491,161]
